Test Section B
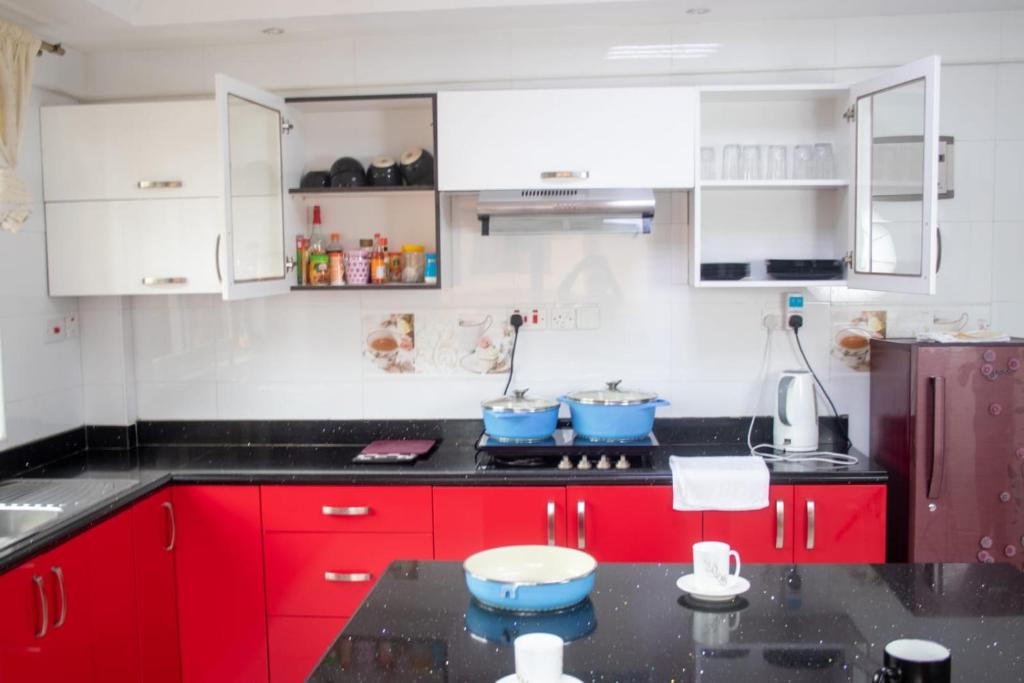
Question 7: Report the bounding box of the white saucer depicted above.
[676,574,751,602]
[496,676,583,683]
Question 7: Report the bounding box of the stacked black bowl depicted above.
[701,262,751,281]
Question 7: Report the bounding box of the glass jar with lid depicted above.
[401,245,426,283]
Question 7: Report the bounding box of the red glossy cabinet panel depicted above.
[173,485,269,683]
[433,487,567,560]
[703,486,795,563]
[265,532,433,617]
[268,616,347,683]
[262,485,433,533]
[132,489,182,683]
[0,551,53,681]
[794,484,887,563]
[566,486,700,562]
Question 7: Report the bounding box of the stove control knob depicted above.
[577,456,592,470]
[990,403,1003,416]
[1009,358,1021,371]
[557,455,574,471]
[615,455,631,470]
[1000,491,1012,503]
[1005,545,1018,558]
[980,536,994,549]
[978,550,995,563]
[983,350,997,363]
[596,455,612,470]
[981,363,995,376]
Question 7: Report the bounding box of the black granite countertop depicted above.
[0,418,886,573]
[311,560,1024,682]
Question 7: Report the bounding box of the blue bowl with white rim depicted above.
[463,545,598,613]
[560,380,669,441]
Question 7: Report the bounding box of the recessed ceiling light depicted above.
[686,8,710,15]
[262,27,285,36]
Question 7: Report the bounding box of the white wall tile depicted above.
[992,222,1024,303]
[1000,12,1024,61]
[994,141,1024,221]
[2,388,83,451]
[932,222,993,304]
[992,302,1024,336]
[132,305,221,383]
[84,382,132,425]
[136,381,217,420]
[835,13,1002,68]
[937,141,994,223]
[216,381,364,420]
[996,63,1024,140]
[670,19,835,74]
[939,65,998,142]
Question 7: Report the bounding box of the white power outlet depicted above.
[64,314,80,339]
[44,318,66,343]
[549,306,577,331]
[508,306,547,330]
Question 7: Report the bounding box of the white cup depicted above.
[692,541,741,591]
[513,632,563,683]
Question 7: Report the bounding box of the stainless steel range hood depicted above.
[476,188,655,236]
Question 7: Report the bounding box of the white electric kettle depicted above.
[773,370,818,452]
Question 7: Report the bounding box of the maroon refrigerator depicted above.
[870,339,1024,566]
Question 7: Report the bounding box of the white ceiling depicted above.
[4,0,1024,52]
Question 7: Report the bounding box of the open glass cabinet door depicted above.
[215,74,297,300]
[846,55,940,295]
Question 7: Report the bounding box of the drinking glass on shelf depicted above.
[814,143,835,179]
[722,145,741,180]
[793,144,815,179]
[766,145,788,180]
[740,145,761,180]
[700,146,716,180]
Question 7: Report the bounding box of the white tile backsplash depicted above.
[994,141,1024,221]
[996,63,1024,140]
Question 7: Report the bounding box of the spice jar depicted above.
[308,253,330,285]
[388,250,404,282]
[424,253,438,285]
[401,245,426,283]
[327,232,344,286]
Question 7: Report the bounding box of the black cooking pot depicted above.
[399,148,435,187]
[368,156,402,186]
[300,170,331,188]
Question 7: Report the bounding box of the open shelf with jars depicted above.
[285,94,441,290]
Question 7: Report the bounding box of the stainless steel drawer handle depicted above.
[142,277,187,286]
[32,575,48,639]
[137,180,183,189]
[324,571,372,583]
[162,501,176,552]
[540,170,590,180]
[547,500,556,546]
[577,500,586,550]
[806,500,816,550]
[321,506,371,517]
[775,499,785,550]
[51,566,67,628]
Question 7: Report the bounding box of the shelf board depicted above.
[288,186,436,197]
[699,180,849,189]
[291,283,439,291]
[696,278,847,288]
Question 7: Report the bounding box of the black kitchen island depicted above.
[309,561,1024,682]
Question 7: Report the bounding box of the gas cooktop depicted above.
[475,429,656,471]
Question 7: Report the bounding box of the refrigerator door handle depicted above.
[927,376,946,500]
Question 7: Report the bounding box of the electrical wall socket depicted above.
[64,314,79,339]
[549,306,577,331]
[576,304,600,330]
[762,312,783,331]
[44,318,66,343]
[509,306,546,330]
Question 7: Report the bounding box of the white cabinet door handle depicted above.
[775,499,785,550]
[806,500,816,550]
[577,501,586,550]
[322,506,371,516]
[540,170,589,180]
[137,180,183,189]
[324,572,372,583]
[142,277,187,286]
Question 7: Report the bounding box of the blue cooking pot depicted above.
[464,545,597,612]
[561,380,669,441]
[481,390,560,442]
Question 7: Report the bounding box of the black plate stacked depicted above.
[766,259,844,280]
[701,262,751,281]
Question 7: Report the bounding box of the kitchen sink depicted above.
[0,506,63,550]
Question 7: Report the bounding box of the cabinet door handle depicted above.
[142,277,188,286]
[577,501,586,550]
[321,505,371,516]
[540,170,589,180]
[806,500,816,551]
[51,566,67,628]
[162,501,176,551]
[324,572,372,583]
[215,234,222,284]
[32,575,48,639]
[547,501,556,546]
[927,376,946,500]
[775,499,785,550]
[137,180,183,189]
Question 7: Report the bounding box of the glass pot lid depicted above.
[565,380,658,405]
[482,389,560,413]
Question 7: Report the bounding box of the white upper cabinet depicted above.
[41,101,220,201]
[438,87,696,191]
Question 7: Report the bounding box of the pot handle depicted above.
[651,399,671,408]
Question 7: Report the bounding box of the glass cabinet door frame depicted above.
[846,55,941,295]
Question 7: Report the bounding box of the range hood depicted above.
[476,188,655,236]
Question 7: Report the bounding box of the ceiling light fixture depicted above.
[262,27,285,36]
[686,8,710,15]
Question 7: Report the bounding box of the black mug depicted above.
[873,639,951,683]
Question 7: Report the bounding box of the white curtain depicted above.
[0,20,41,234]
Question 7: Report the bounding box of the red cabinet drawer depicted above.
[269,616,347,683]
[794,484,887,563]
[262,486,432,533]
[264,532,433,617]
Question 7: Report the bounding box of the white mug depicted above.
[513,632,563,683]
[692,541,741,591]
[456,314,492,353]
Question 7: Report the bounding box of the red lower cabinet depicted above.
[433,487,567,560]
[173,485,269,683]
[703,485,795,563]
[793,484,887,563]
[268,616,347,683]
[566,486,700,562]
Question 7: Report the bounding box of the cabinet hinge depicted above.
[842,106,855,123]
[281,119,294,135]
[842,251,853,266]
